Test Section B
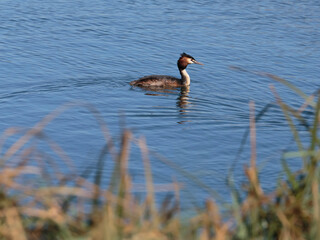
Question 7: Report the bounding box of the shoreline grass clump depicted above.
[0,75,320,239]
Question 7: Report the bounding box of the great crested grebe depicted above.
[130,53,203,87]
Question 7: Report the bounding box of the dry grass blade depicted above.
[263,73,309,102]
[247,101,264,198]
[229,66,312,105]
[139,136,158,226]
[1,77,320,239]
[2,206,27,240]
[3,101,116,164]
[249,101,256,168]
[270,85,305,156]
[228,102,274,180]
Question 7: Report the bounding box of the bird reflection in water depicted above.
[176,86,191,124]
[131,85,192,124]
[176,86,190,110]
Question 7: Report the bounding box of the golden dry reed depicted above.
[0,73,320,239]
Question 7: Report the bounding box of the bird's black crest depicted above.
[180,52,194,59]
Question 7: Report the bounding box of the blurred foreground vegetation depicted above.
[1,74,320,239]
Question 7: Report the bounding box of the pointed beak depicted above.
[193,60,204,65]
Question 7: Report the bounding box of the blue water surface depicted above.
[1,0,319,204]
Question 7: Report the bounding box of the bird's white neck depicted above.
[180,69,190,85]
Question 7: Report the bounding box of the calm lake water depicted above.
[1,0,319,204]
